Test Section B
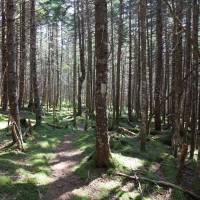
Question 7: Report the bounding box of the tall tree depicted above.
[172,0,183,157]
[73,0,77,126]
[139,0,148,151]
[95,0,111,167]
[86,0,93,118]
[6,0,23,150]
[128,0,133,122]
[190,0,199,159]
[30,0,42,126]
[77,0,85,116]
[116,0,124,126]
[154,0,163,131]
[18,0,26,109]
[1,0,8,111]
[110,0,116,127]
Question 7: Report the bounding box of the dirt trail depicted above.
[43,134,85,200]
[43,131,126,200]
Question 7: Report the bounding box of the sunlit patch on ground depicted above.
[113,153,145,171]
[0,121,8,130]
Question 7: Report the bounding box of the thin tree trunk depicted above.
[18,0,26,109]
[128,0,133,122]
[154,0,163,131]
[139,0,148,151]
[116,0,124,126]
[1,0,8,111]
[30,0,42,126]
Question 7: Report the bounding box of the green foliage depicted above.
[73,196,89,200]
[171,189,186,200]
[160,155,177,183]
[37,0,71,24]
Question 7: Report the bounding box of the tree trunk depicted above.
[73,0,77,126]
[1,0,8,111]
[154,0,163,131]
[6,0,23,150]
[77,0,85,116]
[18,0,26,109]
[190,0,199,159]
[172,0,183,157]
[128,0,133,122]
[139,0,148,151]
[115,0,123,126]
[30,0,42,126]
[110,0,116,128]
[95,0,111,167]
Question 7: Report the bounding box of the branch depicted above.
[115,172,200,200]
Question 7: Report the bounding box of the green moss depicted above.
[73,196,89,200]
[161,155,177,183]
[0,110,70,200]
[0,176,12,185]
[171,189,186,200]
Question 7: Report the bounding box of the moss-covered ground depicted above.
[0,110,198,200]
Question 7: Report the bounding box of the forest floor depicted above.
[0,108,199,200]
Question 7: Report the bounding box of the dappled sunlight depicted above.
[0,121,8,130]
[112,153,145,171]
[72,178,122,199]
[0,115,68,199]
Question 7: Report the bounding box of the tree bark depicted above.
[128,0,133,122]
[6,0,23,149]
[139,0,148,151]
[116,0,124,126]
[18,0,26,109]
[1,0,8,111]
[154,0,163,131]
[95,0,111,167]
[77,0,85,116]
[30,0,42,126]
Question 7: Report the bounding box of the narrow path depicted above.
[43,130,120,200]
[43,134,85,200]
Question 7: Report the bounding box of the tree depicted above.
[128,0,133,122]
[172,0,183,157]
[77,0,85,116]
[86,0,93,118]
[116,0,124,126]
[30,0,42,126]
[139,0,148,151]
[95,0,111,167]
[1,0,8,111]
[110,0,116,128]
[6,0,23,150]
[18,0,26,109]
[190,0,199,159]
[154,0,163,131]
[73,0,77,126]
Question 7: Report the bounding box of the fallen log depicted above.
[118,127,136,137]
[47,123,64,129]
[115,172,200,200]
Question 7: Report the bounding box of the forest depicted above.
[0,0,200,199]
